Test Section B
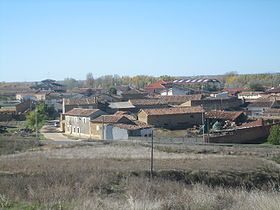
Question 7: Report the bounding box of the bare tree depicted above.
[86,73,94,88]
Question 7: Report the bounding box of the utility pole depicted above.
[35,106,38,139]
[150,129,154,179]
[102,115,105,140]
[201,104,205,142]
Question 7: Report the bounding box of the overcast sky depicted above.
[1,0,280,82]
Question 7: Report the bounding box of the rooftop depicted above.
[140,106,204,116]
[205,110,244,121]
[129,99,168,106]
[149,94,202,103]
[247,100,275,108]
[63,97,98,105]
[65,108,101,117]
[109,101,135,109]
[92,115,131,123]
[144,80,171,90]
[110,123,152,130]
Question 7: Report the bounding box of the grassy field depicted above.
[0,138,280,209]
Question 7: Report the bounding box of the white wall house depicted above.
[160,86,195,96]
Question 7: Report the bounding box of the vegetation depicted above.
[85,72,94,88]
[267,125,280,145]
[248,82,265,91]
[0,136,40,155]
[25,103,55,131]
[221,73,280,89]
[0,141,280,209]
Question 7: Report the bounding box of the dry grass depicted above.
[0,142,280,209]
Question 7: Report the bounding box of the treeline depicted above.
[61,72,280,91]
[220,72,280,89]
[62,74,177,90]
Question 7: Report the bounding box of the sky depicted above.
[0,0,280,82]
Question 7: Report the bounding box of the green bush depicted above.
[267,125,280,145]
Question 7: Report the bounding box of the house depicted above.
[64,108,107,138]
[30,79,65,92]
[16,91,47,101]
[121,89,148,100]
[222,88,245,96]
[0,100,32,121]
[129,99,170,111]
[71,88,95,97]
[205,110,247,126]
[180,97,243,111]
[148,94,202,105]
[112,85,131,96]
[263,109,280,119]
[138,106,204,129]
[266,86,280,94]
[104,123,153,140]
[238,91,265,100]
[62,97,99,113]
[90,115,139,139]
[210,92,230,98]
[208,121,273,144]
[144,80,172,95]
[245,99,280,116]
[107,101,136,113]
[159,84,198,96]
[0,100,32,114]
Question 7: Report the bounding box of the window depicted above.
[73,127,76,133]
[77,127,80,133]
[83,118,86,123]
[96,125,100,131]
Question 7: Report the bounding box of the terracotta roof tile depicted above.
[148,94,202,103]
[141,106,204,116]
[109,123,153,130]
[205,110,244,121]
[144,81,171,89]
[263,109,280,113]
[65,108,101,117]
[129,99,168,106]
[238,119,264,128]
[63,97,97,105]
[247,100,274,108]
[92,115,129,123]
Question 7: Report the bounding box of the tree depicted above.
[248,82,265,91]
[108,87,117,95]
[86,73,94,88]
[26,103,55,130]
[267,125,280,145]
[63,78,81,90]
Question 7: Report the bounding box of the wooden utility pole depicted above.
[150,129,154,179]
[35,106,38,138]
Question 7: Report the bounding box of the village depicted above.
[1,76,280,144]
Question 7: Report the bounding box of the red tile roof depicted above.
[263,109,280,113]
[205,110,245,121]
[91,115,133,123]
[109,123,153,130]
[140,106,204,116]
[238,119,264,128]
[129,99,168,106]
[222,88,245,92]
[148,94,202,103]
[63,97,98,105]
[144,81,171,90]
[65,108,101,117]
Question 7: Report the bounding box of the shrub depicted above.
[267,125,280,145]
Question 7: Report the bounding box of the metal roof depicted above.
[173,79,220,84]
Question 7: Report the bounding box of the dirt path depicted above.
[40,123,81,142]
